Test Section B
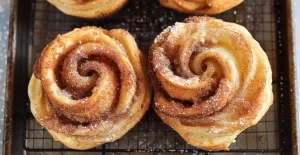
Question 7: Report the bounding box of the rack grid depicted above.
[23,0,285,153]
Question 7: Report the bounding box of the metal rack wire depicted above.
[23,0,285,153]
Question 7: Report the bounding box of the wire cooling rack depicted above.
[23,0,286,153]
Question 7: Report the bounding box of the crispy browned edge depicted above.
[3,0,17,154]
[1,0,297,154]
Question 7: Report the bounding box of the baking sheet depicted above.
[4,0,296,154]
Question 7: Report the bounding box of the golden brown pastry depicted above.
[159,0,244,15]
[149,16,273,151]
[28,26,151,150]
[47,0,127,19]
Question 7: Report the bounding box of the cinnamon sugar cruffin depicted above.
[28,27,151,150]
[159,0,244,15]
[149,16,273,151]
[47,0,127,19]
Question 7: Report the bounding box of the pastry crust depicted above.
[28,26,151,150]
[47,0,127,19]
[149,16,273,151]
[159,0,244,15]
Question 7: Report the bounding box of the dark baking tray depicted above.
[3,0,296,154]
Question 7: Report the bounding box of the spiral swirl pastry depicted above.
[28,27,151,150]
[149,17,273,151]
[159,0,244,15]
[47,0,127,19]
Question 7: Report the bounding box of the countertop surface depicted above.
[0,0,299,155]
